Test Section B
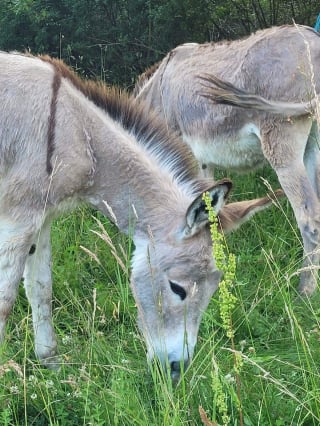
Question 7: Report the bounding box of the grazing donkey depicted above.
[134,25,320,296]
[0,52,276,381]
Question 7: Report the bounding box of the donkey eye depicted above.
[169,280,187,301]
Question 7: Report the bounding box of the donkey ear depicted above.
[218,189,284,234]
[182,180,232,238]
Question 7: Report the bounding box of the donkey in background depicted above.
[0,51,276,381]
[134,25,320,296]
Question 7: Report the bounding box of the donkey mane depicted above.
[132,61,161,97]
[39,55,199,190]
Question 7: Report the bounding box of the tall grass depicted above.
[0,168,320,425]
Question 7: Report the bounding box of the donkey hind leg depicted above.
[279,166,320,295]
[0,218,32,342]
[304,121,320,198]
[264,120,320,295]
[23,220,60,369]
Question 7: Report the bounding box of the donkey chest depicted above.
[184,123,264,172]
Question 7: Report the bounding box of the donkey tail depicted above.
[198,74,316,117]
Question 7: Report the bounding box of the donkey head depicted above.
[130,180,278,382]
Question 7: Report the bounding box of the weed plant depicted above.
[0,167,320,425]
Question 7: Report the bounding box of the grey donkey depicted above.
[134,24,320,296]
[0,52,277,381]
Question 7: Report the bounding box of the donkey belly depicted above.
[184,123,264,172]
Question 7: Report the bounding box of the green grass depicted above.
[1,167,320,425]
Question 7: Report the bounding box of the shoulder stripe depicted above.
[47,71,61,174]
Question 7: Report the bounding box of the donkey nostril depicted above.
[170,359,189,373]
[170,361,180,373]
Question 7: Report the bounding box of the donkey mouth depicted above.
[148,355,191,383]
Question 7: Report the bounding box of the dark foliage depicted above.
[0,0,319,87]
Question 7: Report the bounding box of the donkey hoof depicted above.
[37,347,62,370]
[40,354,62,370]
[297,278,317,297]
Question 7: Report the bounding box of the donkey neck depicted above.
[81,102,192,238]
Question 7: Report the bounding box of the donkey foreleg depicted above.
[0,219,31,342]
[23,222,60,369]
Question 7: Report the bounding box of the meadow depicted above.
[1,166,320,425]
